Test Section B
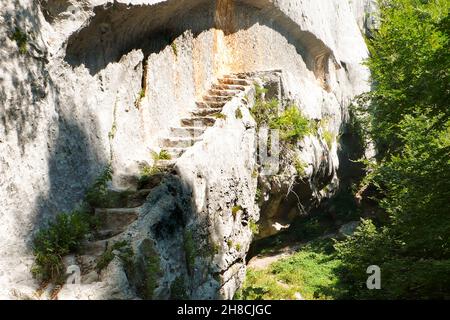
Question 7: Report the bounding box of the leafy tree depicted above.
[336,0,450,299]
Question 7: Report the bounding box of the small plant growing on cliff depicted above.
[85,165,113,208]
[152,150,171,161]
[232,205,242,218]
[272,106,311,144]
[138,164,161,189]
[32,211,92,283]
[249,219,260,235]
[294,157,307,177]
[235,107,243,119]
[146,253,162,299]
[135,88,146,108]
[139,89,145,99]
[212,243,220,255]
[255,188,262,202]
[251,97,279,128]
[96,240,134,272]
[171,42,178,57]
[108,123,117,140]
[255,84,268,98]
[323,130,335,149]
[183,230,196,274]
[10,27,28,54]
[235,243,242,251]
[213,112,227,120]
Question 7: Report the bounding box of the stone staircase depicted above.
[52,74,255,299]
[77,74,253,270]
[157,74,253,169]
[57,175,166,295]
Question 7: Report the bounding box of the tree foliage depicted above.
[336,0,450,299]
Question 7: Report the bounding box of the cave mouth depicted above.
[64,0,334,79]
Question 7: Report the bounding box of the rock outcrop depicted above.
[0,0,370,299]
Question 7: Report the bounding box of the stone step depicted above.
[96,229,123,240]
[212,84,247,91]
[192,108,223,117]
[219,78,251,86]
[77,254,98,272]
[126,189,153,208]
[181,117,216,127]
[224,74,249,80]
[156,159,177,169]
[160,137,202,148]
[203,95,233,103]
[95,208,139,234]
[82,240,109,256]
[208,89,241,96]
[164,147,187,158]
[137,173,165,190]
[170,127,205,139]
[196,101,226,109]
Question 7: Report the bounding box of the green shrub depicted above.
[159,150,172,160]
[146,253,162,299]
[249,219,260,235]
[237,240,345,300]
[255,188,262,202]
[271,106,311,144]
[170,276,188,300]
[96,240,133,272]
[138,165,161,189]
[10,27,27,54]
[250,85,313,174]
[184,230,195,274]
[32,211,92,283]
[323,130,335,149]
[138,240,162,299]
[152,150,171,162]
[85,165,113,208]
[335,0,450,299]
[294,157,307,177]
[250,97,279,128]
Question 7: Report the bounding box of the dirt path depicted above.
[247,243,304,270]
[247,233,336,271]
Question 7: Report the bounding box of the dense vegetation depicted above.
[237,240,344,300]
[336,0,450,299]
[251,85,312,146]
[32,166,112,283]
[240,0,449,300]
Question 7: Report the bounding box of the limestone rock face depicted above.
[0,0,370,299]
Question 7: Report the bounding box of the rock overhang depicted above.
[64,0,340,81]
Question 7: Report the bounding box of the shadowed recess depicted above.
[64,0,335,78]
